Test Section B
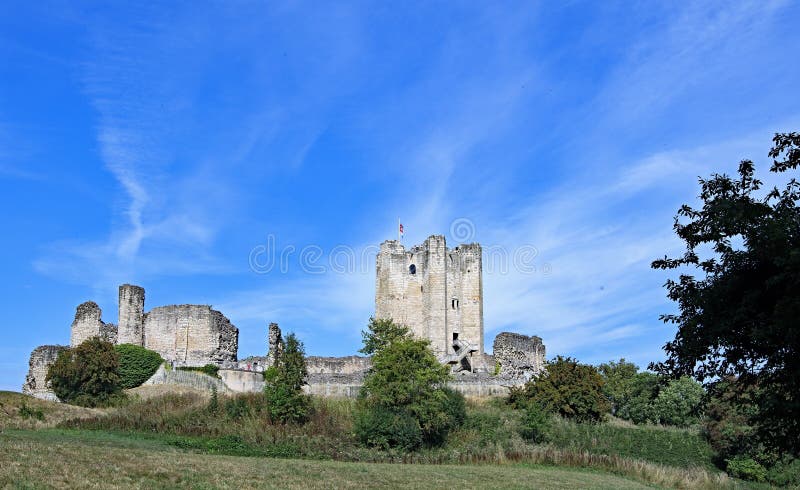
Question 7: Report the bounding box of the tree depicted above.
[263,332,311,424]
[359,316,410,355]
[512,356,610,423]
[649,376,704,427]
[355,318,464,449]
[652,132,800,453]
[617,372,660,424]
[597,359,664,424]
[46,337,121,407]
[598,358,639,415]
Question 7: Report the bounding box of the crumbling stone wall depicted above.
[22,345,67,400]
[492,332,546,380]
[70,301,117,347]
[306,355,371,374]
[375,235,484,359]
[143,305,238,365]
[303,371,523,398]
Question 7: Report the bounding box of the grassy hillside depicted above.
[1,390,760,489]
[0,429,655,490]
[0,391,99,430]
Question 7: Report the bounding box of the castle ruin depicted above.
[23,284,238,399]
[376,235,485,372]
[23,233,546,400]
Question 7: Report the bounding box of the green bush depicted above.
[115,344,163,389]
[178,364,220,378]
[510,356,610,423]
[263,333,311,424]
[355,318,462,449]
[18,401,45,421]
[354,405,422,451]
[46,337,122,407]
[519,401,550,443]
[766,457,800,487]
[726,456,767,482]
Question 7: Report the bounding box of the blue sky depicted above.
[2,1,800,391]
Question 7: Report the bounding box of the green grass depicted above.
[546,416,716,470]
[0,429,657,490]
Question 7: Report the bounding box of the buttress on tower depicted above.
[375,235,485,373]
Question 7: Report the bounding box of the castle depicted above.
[375,236,485,372]
[23,234,545,400]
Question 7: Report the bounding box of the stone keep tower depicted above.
[118,284,145,345]
[375,235,484,372]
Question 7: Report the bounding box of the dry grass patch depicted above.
[0,391,100,430]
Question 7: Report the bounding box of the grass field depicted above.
[0,390,760,489]
[0,429,656,489]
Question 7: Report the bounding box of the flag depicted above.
[399,222,404,237]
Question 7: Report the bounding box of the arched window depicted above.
[409,264,416,275]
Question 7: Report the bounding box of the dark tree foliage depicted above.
[652,132,800,454]
[46,337,121,407]
[115,344,163,389]
[511,356,610,423]
[263,332,311,424]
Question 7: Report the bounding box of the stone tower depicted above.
[375,235,484,371]
[118,284,145,345]
[70,301,117,347]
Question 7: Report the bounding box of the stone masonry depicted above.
[70,301,117,347]
[376,235,484,372]
[118,284,145,345]
[493,332,546,379]
[143,305,238,365]
[22,345,67,401]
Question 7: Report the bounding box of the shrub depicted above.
[766,457,800,487]
[726,456,767,482]
[650,376,704,427]
[354,406,422,451]
[263,333,311,424]
[208,386,219,414]
[178,364,220,378]
[18,401,45,421]
[511,356,610,423]
[115,344,163,389]
[46,337,121,407]
[519,401,550,443]
[356,318,461,449]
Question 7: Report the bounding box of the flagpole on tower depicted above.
[398,217,401,241]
